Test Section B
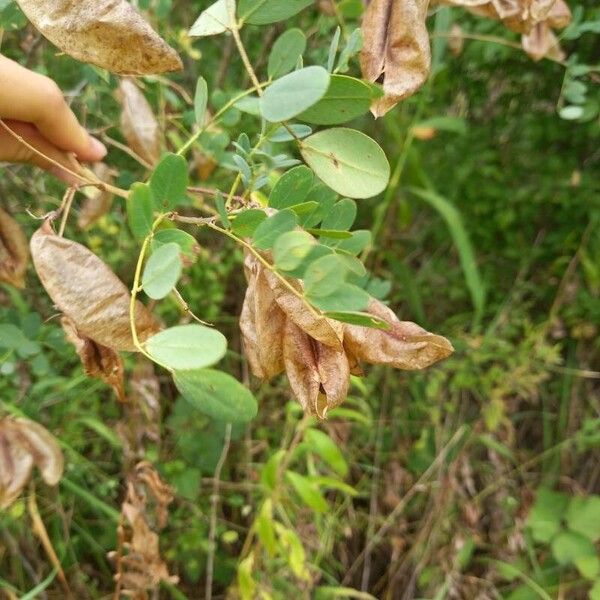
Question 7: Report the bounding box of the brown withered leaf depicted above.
[361,0,431,117]
[61,316,126,401]
[522,22,565,61]
[343,298,454,370]
[283,320,350,419]
[30,221,160,352]
[15,0,182,75]
[0,207,29,288]
[78,163,116,230]
[0,418,64,509]
[118,79,162,167]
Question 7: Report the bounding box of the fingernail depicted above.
[90,137,107,159]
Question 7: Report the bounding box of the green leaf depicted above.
[127,183,154,240]
[142,242,182,299]
[551,531,596,565]
[590,579,600,600]
[299,76,372,125]
[327,27,341,73]
[239,0,313,25]
[269,165,314,209]
[256,500,278,556]
[252,209,297,249]
[268,29,307,79]
[215,192,230,228]
[566,496,600,542]
[410,188,486,327]
[260,67,330,123]
[189,0,233,36]
[526,488,568,543]
[149,153,189,211]
[174,368,258,423]
[335,230,372,255]
[231,209,267,237]
[269,124,312,143]
[273,231,315,272]
[303,254,347,298]
[321,197,357,230]
[152,229,198,257]
[285,471,328,513]
[308,283,369,312]
[305,428,348,477]
[300,128,390,199]
[145,325,227,370]
[324,310,389,329]
[309,228,352,240]
[575,555,600,580]
[194,76,208,124]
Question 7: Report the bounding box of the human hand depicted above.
[0,55,107,184]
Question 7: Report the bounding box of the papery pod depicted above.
[61,317,126,401]
[0,417,64,509]
[15,0,182,75]
[240,259,286,380]
[261,266,344,350]
[546,0,572,29]
[522,22,565,61]
[361,0,431,117]
[343,298,454,370]
[283,320,350,419]
[0,207,29,288]
[118,78,162,167]
[30,222,160,352]
[78,163,116,229]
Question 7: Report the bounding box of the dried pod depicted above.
[118,79,162,167]
[361,0,431,117]
[0,207,29,288]
[240,261,286,380]
[283,320,350,419]
[522,22,565,61]
[61,317,126,401]
[0,417,64,509]
[30,222,160,352]
[78,163,116,229]
[343,298,454,370]
[15,0,182,75]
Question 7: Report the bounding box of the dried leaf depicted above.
[78,163,116,229]
[15,0,182,75]
[30,222,160,352]
[361,0,431,117]
[61,316,126,401]
[118,79,162,167]
[522,22,565,61]
[0,207,29,289]
[0,418,63,509]
[343,298,454,370]
[283,320,349,419]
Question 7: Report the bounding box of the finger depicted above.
[0,120,84,185]
[0,55,107,162]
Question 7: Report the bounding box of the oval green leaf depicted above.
[268,29,307,79]
[174,368,258,423]
[260,67,330,123]
[252,209,297,250]
[300,128,390,199]
[269,165,314,209]
[273,231,315,272]
[239,0,313,25]
[127,182,154,241]
[142,242,182,299]
[298,75,372,125]
[145,324,227,370]
[149,153,189,210]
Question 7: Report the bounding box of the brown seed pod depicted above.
[0,417,64,509]
[361,0,431,117]
[30,222,160,352]
[15,0,182,75]
[118,78,162,167]
[0,207,29,288]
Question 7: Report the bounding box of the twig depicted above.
[101,134,154,170]
[58,187,77,237]
[205,423,233,600]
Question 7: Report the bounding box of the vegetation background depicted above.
[0,0,599,598]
